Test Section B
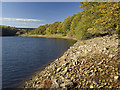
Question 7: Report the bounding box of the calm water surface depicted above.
[2,36,76,88]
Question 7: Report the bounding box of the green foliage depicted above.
[16,29,28,35]
[1,25,18,36]
[57,22,64,34]
[62,16,75,35]
[75,2,119,39]
[21,2,119,39]
[77,55,84,59]
[32,24,50,35]
[45,22,61,34]
[81,2,119,35]
[0,25,29,36]
[69,13,83,36]
[74,12,93,39]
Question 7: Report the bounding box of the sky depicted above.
[1,2,83,28]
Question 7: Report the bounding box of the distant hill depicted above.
[0,25,19,36]
[16,28,36,31]
[0,25,35,36]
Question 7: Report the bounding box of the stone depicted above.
[60,80,73,88]
[64,67,68,72]
[90,85,94,88]
[71,76,74,80]
[81,61,84,65]
[60,83,66,88]
[24,34,119,88]
[93,81,97,85]
[109,54,114,58]
[73,62,76,66]
[60,76,64,80]
[57,67,61,72]
[51,79,59,88]
[62,67,69,75]
[65,62,69,66]
[114,76,119,81]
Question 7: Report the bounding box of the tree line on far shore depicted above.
[28,2,119,39]
[0,25,33,36]
[1,2,119,39]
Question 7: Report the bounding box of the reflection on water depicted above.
[2,36,76,88]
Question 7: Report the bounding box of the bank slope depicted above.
[24,34,119,88]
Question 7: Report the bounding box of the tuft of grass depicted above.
[112,48,117,51]
[108,47,117,52]
[82,40,87,44]
[77,55,84,59]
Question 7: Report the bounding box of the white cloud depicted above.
[0,17,46,28]
[0,17,41,22]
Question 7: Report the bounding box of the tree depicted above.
[63,16,74,35]
[56,22,64,34]
[80,2,119,35]
[70,13,83,36]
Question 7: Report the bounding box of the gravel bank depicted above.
[24,34,119,88]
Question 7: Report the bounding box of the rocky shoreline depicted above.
[24,34,119,88]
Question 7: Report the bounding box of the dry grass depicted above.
[40,79,52,88]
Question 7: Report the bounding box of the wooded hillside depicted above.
[28,2,119,39]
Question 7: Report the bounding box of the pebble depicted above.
[90,85,94,88]
[24,34,119,89]
[57,67,61,72]
[114,76,119,81]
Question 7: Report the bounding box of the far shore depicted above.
[19,34,77,41]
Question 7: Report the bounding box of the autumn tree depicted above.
[63,16,74,35]
[56,22,64,34]
[80,2,119,35]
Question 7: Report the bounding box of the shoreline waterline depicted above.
[17,36,77,88]
[19,34,77,41]
[23,34,119,88]
[3,36,76,88]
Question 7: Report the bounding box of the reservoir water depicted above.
[2,36,76,88]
